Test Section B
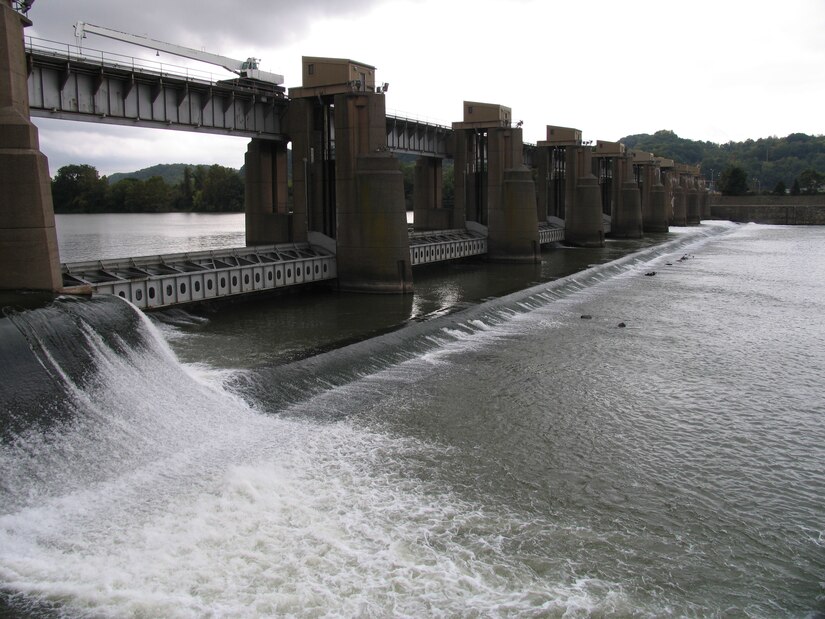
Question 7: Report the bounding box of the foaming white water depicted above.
[1,300,638,618]
[3,222,771,618]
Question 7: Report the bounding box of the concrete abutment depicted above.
[244,138,294,245]
[593,142,642,239]
[413,156,450,230]
[564,146,604,247]
[488,167,540,262]
[336,152,413,293]
[634,151,669,234]
[0,1,61,291]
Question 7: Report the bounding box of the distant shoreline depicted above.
[710,195,825,225]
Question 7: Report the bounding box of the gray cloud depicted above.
[22,0,825,179]
[28,0,388,52]
[24,0,397,177]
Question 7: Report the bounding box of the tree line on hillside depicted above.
[52,160,457,214]
[621,130,825,195]
[51,164,245,213]
[715,165,824,196]
[51,137,823,211]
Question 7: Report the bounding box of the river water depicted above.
[1,216,823,617]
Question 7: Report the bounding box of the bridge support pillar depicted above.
[535,147,550,222]
[288,58,412,292]
[413,156,449,230]
[487,167,539,262]
[565,146,604,247]
[593,142,642,239]
[632,152,669,234]
[452,129,476,224]
[0,1,61,292]
[537,127,587,227]
[686,175,700,225]
[333,90,412,292]
[487,126,523,206]
[287,97,330,241]
[660,165,676,228]
[649,181,668,233]
[452,102,520,233]
[672,176,687,226]
[699,181,710,219]
[662,168,679,225]
[644,165,669,233]
[245,139,293,245]
[0,0,62,291]
[336,152,413,293]
[615,168,643,238]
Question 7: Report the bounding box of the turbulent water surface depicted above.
[1,221,824,617]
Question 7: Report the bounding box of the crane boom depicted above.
[73,21,284,86]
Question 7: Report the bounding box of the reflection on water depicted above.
[56,213,245,262]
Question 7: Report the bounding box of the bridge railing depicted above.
[386,108,452,130]
[25,36,224,87]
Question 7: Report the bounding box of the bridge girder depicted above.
[27,50,288,140]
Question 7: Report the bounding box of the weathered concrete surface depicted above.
[699,181,710,219]
[672,180,687,226]
[0,0,62,291]
[612,156,643,238]
[245,138,291,245]
[614,178,643,238]
[413,156,450,230]
[286,96,322,241]
[686,182,700,225]
[710,195,825,224]
[336,153,413,293]
[487,167,539,262]
[454,126,523,228]
[639,165,672,233]
[565,147,604,247]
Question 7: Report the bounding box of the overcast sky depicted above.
[23,0,825,177]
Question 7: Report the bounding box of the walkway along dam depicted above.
[2,1,711,308]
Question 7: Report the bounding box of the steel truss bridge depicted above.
[32,38,566,308]
[26,37,451,155]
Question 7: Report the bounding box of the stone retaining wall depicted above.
[710,195,825,225]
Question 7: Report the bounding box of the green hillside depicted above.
[108,163,194,185]
[620,130,825,193]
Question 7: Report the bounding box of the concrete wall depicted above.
[0,1,62,291]
[710,195,825,225]
[244,139,291,245]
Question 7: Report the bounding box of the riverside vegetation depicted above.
[50,131,824,213]
[622,130,825,196]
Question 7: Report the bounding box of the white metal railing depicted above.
[62,243,336,309]
[409,229,487,265]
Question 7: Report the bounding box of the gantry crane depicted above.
[73,21,284,90]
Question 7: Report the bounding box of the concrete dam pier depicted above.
[1,2,712,306]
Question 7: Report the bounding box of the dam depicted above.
[2,0,710,304]
[3,3,824,615]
